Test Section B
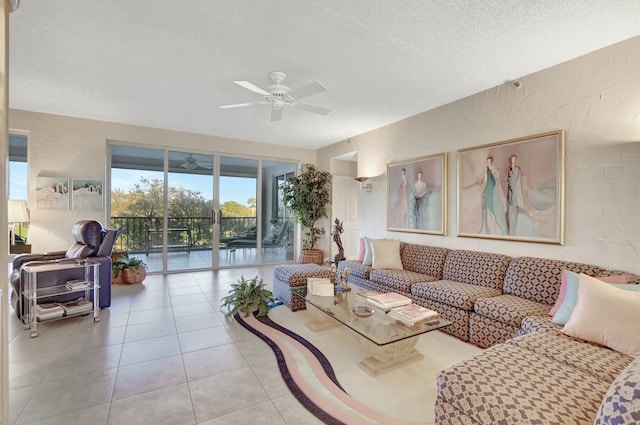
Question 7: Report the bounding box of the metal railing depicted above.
[110,216,257,254]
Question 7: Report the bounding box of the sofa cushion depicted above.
[502,256,603,305]
[507,332,633,383]
[411,280,501,310]
[369,269,438,294]
[595,356,640,425]
[338,260,371,280]
[437,343,610,425]
[563,274,640,358]
[399,243,449,277]
[474,294,550,327]
[520,315,562,335]
[441,249,511,290]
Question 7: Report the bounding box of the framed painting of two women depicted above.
[387,153,447,235]
[457,130,565,244]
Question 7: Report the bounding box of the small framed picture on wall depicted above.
[71,178,103,210]
[387,153,447,235]
[36,177,70,209]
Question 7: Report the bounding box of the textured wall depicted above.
[9,110,315,253]
[318,36,640,273]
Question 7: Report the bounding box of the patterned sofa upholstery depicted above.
[339,243,449,297]
[411,249,511,341]
[469,256,603,348]
[368,243,450,297]
[436,331,635,425]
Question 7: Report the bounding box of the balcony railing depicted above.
[110,216,257,254]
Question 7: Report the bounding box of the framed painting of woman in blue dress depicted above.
[457,130,565,244]
[387,153,447,235]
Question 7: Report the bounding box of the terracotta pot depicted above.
[122,268,147,284]
[298,249,323,265]
[112,271,124,285]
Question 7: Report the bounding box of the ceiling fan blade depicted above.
[271,107,283,122]
[196,162,214,169]
[292,102,331,116]
[290,82,327,99]
[219,101,264,109]
[233,80,270,96]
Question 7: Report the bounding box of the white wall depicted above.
[318,36,640,274]
[9,110,316,253]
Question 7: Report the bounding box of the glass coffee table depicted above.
[291,284,451,376]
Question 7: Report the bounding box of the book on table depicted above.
[365,292,412,311]
[389,304,440,326]
[66,279,90,290]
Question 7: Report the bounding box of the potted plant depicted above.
[112,256,147,284]
[282,163,332,264]
[220,276,274,317]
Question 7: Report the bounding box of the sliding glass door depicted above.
[110,143,296,273]
[166,151,214,272]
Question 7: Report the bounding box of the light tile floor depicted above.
[8,265,327,425]
[8,265,481,424]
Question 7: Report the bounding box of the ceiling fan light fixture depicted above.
[220,71,330,121]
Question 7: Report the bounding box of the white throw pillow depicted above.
[563,274,640,357]
[363,237,385,266]
[370,239,403,270]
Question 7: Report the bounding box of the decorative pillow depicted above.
[356,238,365,263]
[363,237,385,266]
[552,271,635,325]
[549,270,630,317]
[370,239,403,270]
[563,274,640,357]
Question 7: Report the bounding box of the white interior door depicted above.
[331,176,360,259]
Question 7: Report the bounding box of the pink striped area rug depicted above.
[235,312,433,425]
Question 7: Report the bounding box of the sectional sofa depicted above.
[338,242,640,424]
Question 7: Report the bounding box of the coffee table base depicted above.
[359,336,423,376]
[305,301,341,331]
[305,302,424,376]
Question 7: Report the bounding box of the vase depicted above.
[298,249,323,265]
[122,268,147,284]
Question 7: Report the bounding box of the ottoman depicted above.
[273,264,336,311]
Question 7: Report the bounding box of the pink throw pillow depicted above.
[356,237,365,263]
[549,270,630,317]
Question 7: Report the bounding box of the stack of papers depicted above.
[307,278,334,297]
[389,304,440,326]
[365,292,412,311]
[36,303,64,320]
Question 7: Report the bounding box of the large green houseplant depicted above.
[282,163,332,264]
[220,276,274,317]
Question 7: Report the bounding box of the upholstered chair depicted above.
[10,220,120,319]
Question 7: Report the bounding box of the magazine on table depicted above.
[366,292,412,311]
[355,289,383,302]
[389,304,440,326]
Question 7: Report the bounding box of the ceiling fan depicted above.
[180,154,213,171]
[219,71,330,122]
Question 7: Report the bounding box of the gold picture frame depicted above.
[387,153,447,235]
[457,130,565,244]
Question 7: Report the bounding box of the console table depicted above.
[22,260,100,338]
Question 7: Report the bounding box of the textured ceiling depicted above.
[9,1,640,149]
